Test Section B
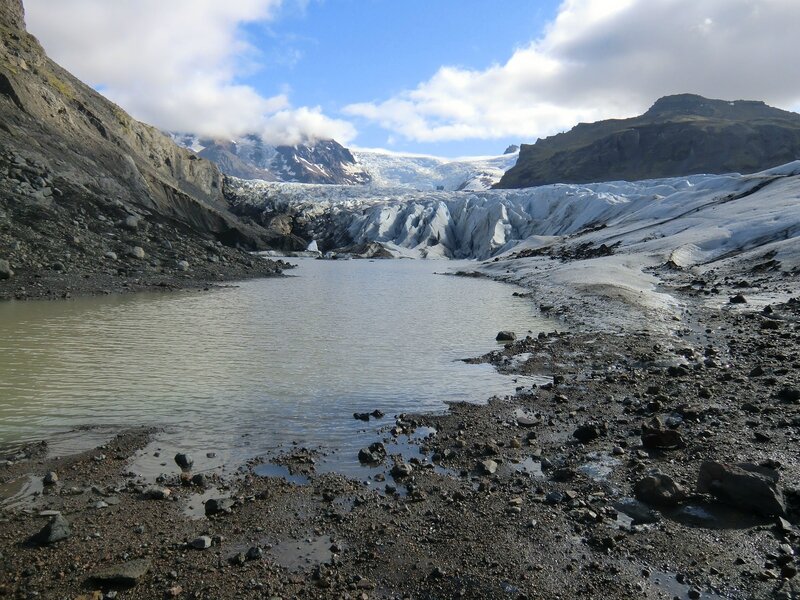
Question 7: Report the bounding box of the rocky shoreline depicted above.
[0,269,798,599]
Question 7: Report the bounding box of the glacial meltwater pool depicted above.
[0,259,554,476]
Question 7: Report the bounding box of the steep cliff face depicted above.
[497,94,800,188]
[0,0,273,246]
[0,0,298,299]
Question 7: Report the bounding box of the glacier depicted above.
[229,161,800,332]
[228,161,800,264]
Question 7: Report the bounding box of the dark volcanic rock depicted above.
[496,331,516,342]
[87,559,151,588]
[30,514,71,545]
[205,497,234,516]
[697,461,786,517]
[634,473,687,506]
[641,418,685,450]
[174,453,194,471]
[497,94,800,188]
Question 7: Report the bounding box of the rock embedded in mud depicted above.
[729,294,747,304]
[190,535,212,549]
[205,497,234,516]
[697,461,786,517]
[30,514,71,545]
[143,487,171,500]
[87,558,151,588]
[634,472,686,506]
[573,422,605,443]
[496,331,516,342]
[476,459,498,475]
[42,471,58,486]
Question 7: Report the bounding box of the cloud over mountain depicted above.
[345,0,800,143]
[25,0,355,144]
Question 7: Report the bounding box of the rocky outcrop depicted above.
[0,0,281,250]
[187,135,371,185]
[497,94,800,188]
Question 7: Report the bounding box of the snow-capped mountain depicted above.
[169,134,372,185]
[170,133,520,190]
[352,148,519,191]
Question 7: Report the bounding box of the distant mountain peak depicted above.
[497,94,800,189]
[504,144,520,154]
[171,134,371,185]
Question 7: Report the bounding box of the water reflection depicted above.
[0,259,552,469]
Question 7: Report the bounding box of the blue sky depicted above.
[25,0,800,158]
[240,0,559,154]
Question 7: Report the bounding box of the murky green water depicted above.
[0,259,552,472]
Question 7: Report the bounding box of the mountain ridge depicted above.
[0,0,295,300]
[497,94,800,188]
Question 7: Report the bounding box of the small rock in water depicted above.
[30,514,71,545]
[496,331,516,342]
[353,412,370,422]
[390,462,413,478]
[43,471,58,486]
[174,453,194,471]
[358,442,386,464]
[370,409,385,418]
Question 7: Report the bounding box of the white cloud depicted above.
[24,0,355,143]
[345,0,800,143]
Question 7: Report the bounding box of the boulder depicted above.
[129,246,146,259]
[697,461,786,517]
[496,331,516,342]
[634,472,686,506]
